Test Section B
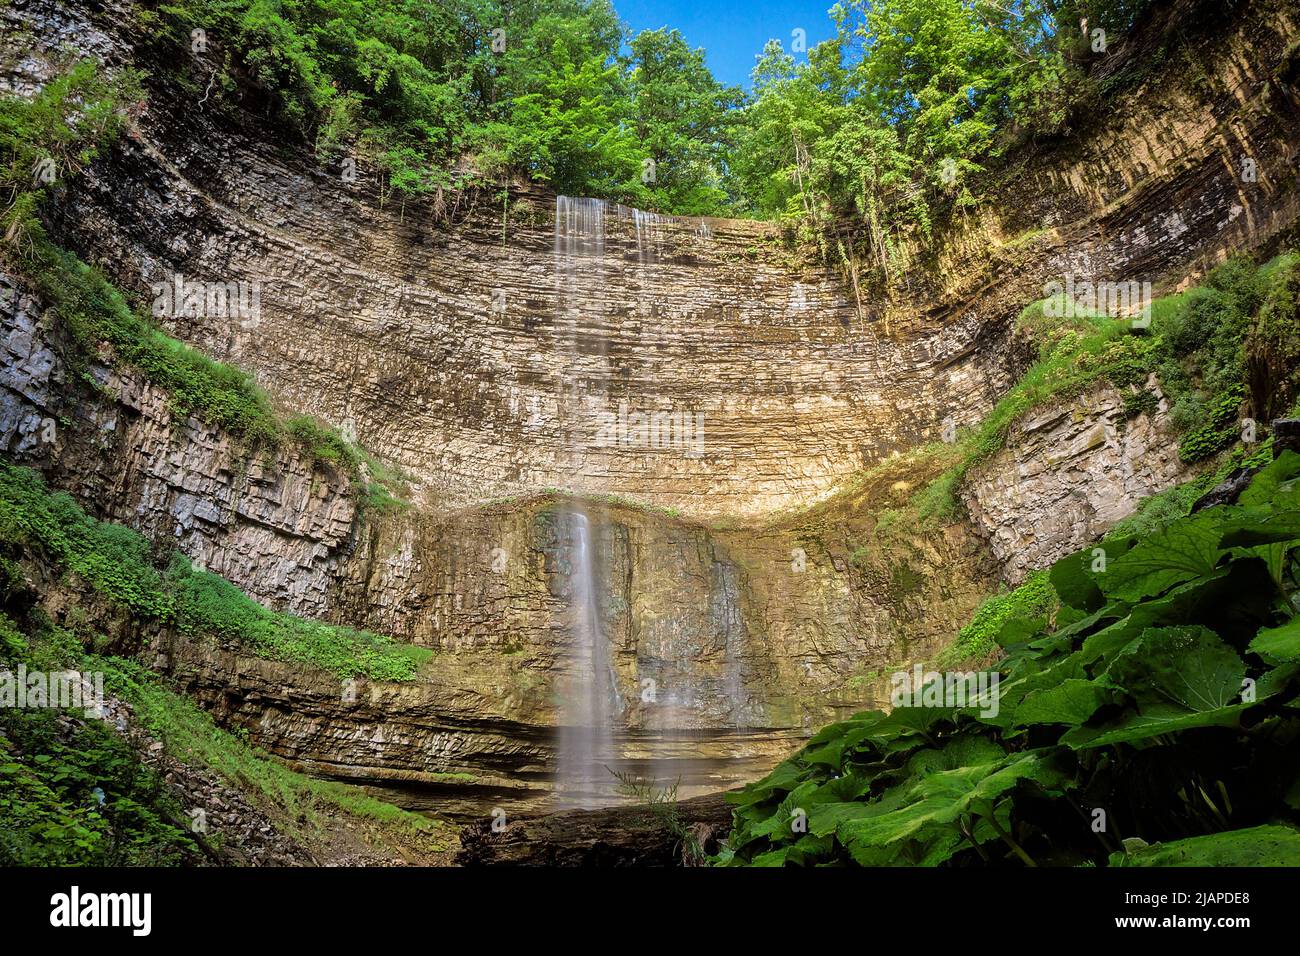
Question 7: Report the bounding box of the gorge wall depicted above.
[3,0,1299,812]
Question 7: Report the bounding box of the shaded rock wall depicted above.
[961,381,1196,584]
[0,274,357,614]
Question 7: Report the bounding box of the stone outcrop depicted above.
[0,275,358,615]
[960,382,1194,583]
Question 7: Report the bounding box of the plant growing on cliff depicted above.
[0,610,446,864]
[0,59,141,247]
[2,62,408,507]
[717,452,1300,867]
[936,570,1058,668]
[0,615,199,866]
[0,462,429,681]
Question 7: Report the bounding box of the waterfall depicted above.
[549,196,749,807]
[554,510,623,807]
[553,196,621,808]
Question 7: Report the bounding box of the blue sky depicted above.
[613,0,839,88]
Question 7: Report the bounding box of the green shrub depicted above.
[719,453,1300,867]
[0,705,196,866]
[1246,257,1300,419]
[936,570,1057,667]
[1178,386,1245,463]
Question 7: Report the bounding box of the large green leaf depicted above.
[1109,824,1300,866]
[1064,627,1249,748]
[1232,540,1300,586]
[1249,617,1300,664]
[1236,450,1300,507]
[831,752,1059,851]
[1060,703,1247,749]
[1098,515,1225,602]
[1012,679,1112,727]
[1104,626,1246,712]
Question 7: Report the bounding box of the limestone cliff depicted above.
[3,0,1298,813]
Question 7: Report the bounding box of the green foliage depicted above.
[726,0,1157,278]
[153,0,741,214]
[0,614,441,863]
[0,465,174,619]
[937,570,1057,667]
[26,242,282,444]
[1178,387,1245,464]
[896,252,1295,526]
[900,313,1149,526]
[0,623,196,866]
[625,28,741,213]
[1246,255,1300,420]
[719,454,1300,866]
[0,709,198,866]
[0,462,428,680]
[143,0,1154,225]
[0,59,140,242]
[166,553,429,680]
[1110,825,1300,867]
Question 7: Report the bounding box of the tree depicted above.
[627,28,741,215]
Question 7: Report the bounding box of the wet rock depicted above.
[1272,418,1300,459]
[456,792,733,867]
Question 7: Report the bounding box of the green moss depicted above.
[934,569,1057,668]
[0,462,428,680]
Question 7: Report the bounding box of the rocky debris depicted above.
[455,792,734,867]
[1272,418,1300,458]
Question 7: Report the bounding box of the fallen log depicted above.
[455,792,735,867]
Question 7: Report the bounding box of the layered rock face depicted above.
[46,110,1015,522]
[961,382,1194,584]
[0,276,358,616]
[4,0,1299,811]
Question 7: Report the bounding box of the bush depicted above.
[936,570,1057,667]
[1246,258,1300,419]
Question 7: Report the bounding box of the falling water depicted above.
[553,196,622,808]
[549,196,755,808]
[554,509,625,807]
